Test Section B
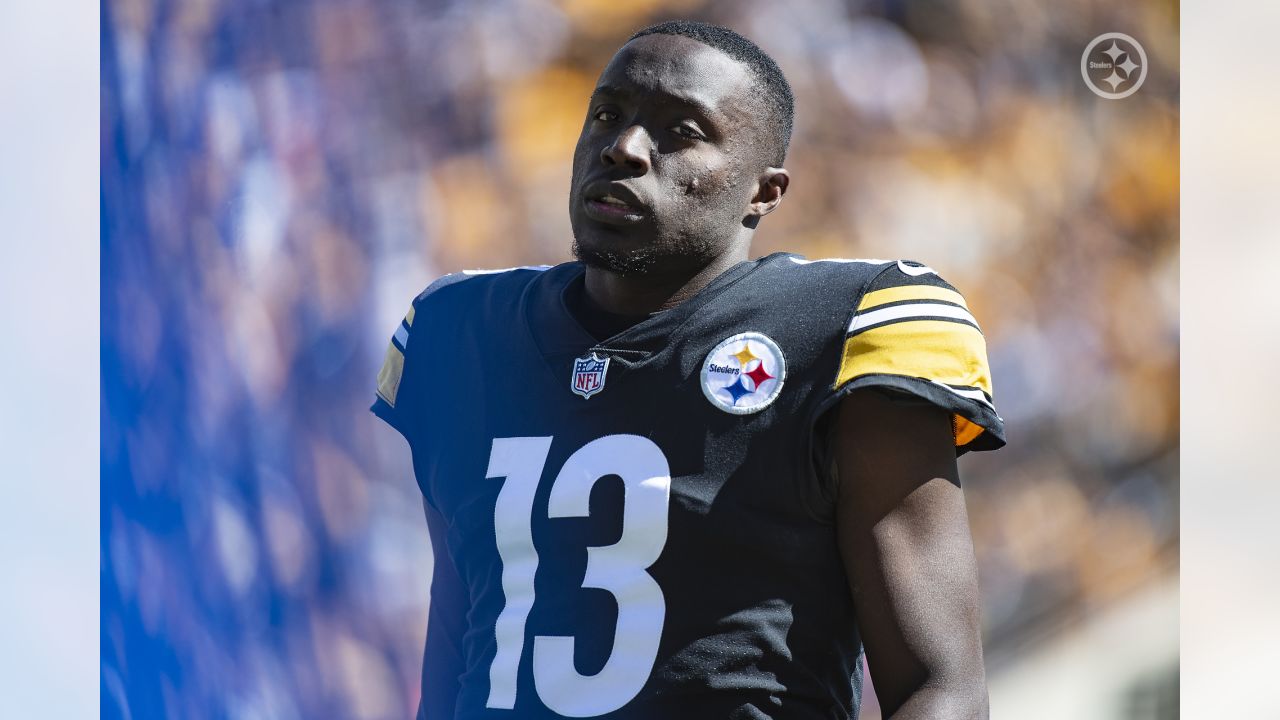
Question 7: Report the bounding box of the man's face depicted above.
[569,34,765,276]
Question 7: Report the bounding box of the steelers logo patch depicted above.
[700,332,787,415]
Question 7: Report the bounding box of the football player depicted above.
[373,20,1004,720]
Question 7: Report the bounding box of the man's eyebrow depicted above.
[591,84,625,98]
[590,83,718,119]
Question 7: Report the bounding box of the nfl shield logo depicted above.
[571,352,610,399]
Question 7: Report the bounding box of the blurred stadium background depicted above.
[100,0,1179,718]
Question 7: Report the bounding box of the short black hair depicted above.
[629,20,794,166]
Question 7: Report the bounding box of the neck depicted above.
[583,241,751,316]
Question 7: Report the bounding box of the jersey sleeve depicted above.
[829,260,1005,454]
[370,301,419,442]
[371,272,476,446]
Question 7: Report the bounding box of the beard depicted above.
[571,227,723,278]
[572,237,661,276]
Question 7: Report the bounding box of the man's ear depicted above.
[748,168,790,220]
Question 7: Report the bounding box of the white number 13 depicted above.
[483,435,671,717]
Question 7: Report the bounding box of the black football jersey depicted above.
[371,252,1005,720]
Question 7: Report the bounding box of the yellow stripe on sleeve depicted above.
[836,319,993,395]
[405,306,416,326]
[837,318,995,447]
[376,343,406,407]
[857,284,969,312]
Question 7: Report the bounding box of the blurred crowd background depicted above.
[101,0,1179,718]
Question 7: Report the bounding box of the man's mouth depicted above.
[584,190,646,223]
[596,194,633,209]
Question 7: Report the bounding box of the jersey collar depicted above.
[522,256,774,382]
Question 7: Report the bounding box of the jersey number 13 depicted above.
[483,435,672,717]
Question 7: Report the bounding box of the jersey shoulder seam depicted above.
[413,264,552,308]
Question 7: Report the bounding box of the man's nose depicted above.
[600,125,652,173]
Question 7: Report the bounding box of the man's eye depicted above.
[594,110,618,122]
[673,125,703,140]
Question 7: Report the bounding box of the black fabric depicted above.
[826,374,1006,456]
[373,253,1002,719]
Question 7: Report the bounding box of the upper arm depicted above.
[370,275,484,717]
[419,494,468,720]
[833,387,988,718]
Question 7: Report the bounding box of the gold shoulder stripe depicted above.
[836,319,993,395]
[858,284,968,312]
[837,319,995,448]
[376,343,406,407]
[378,306,416,406]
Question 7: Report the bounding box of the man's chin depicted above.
[571,238,659,277]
